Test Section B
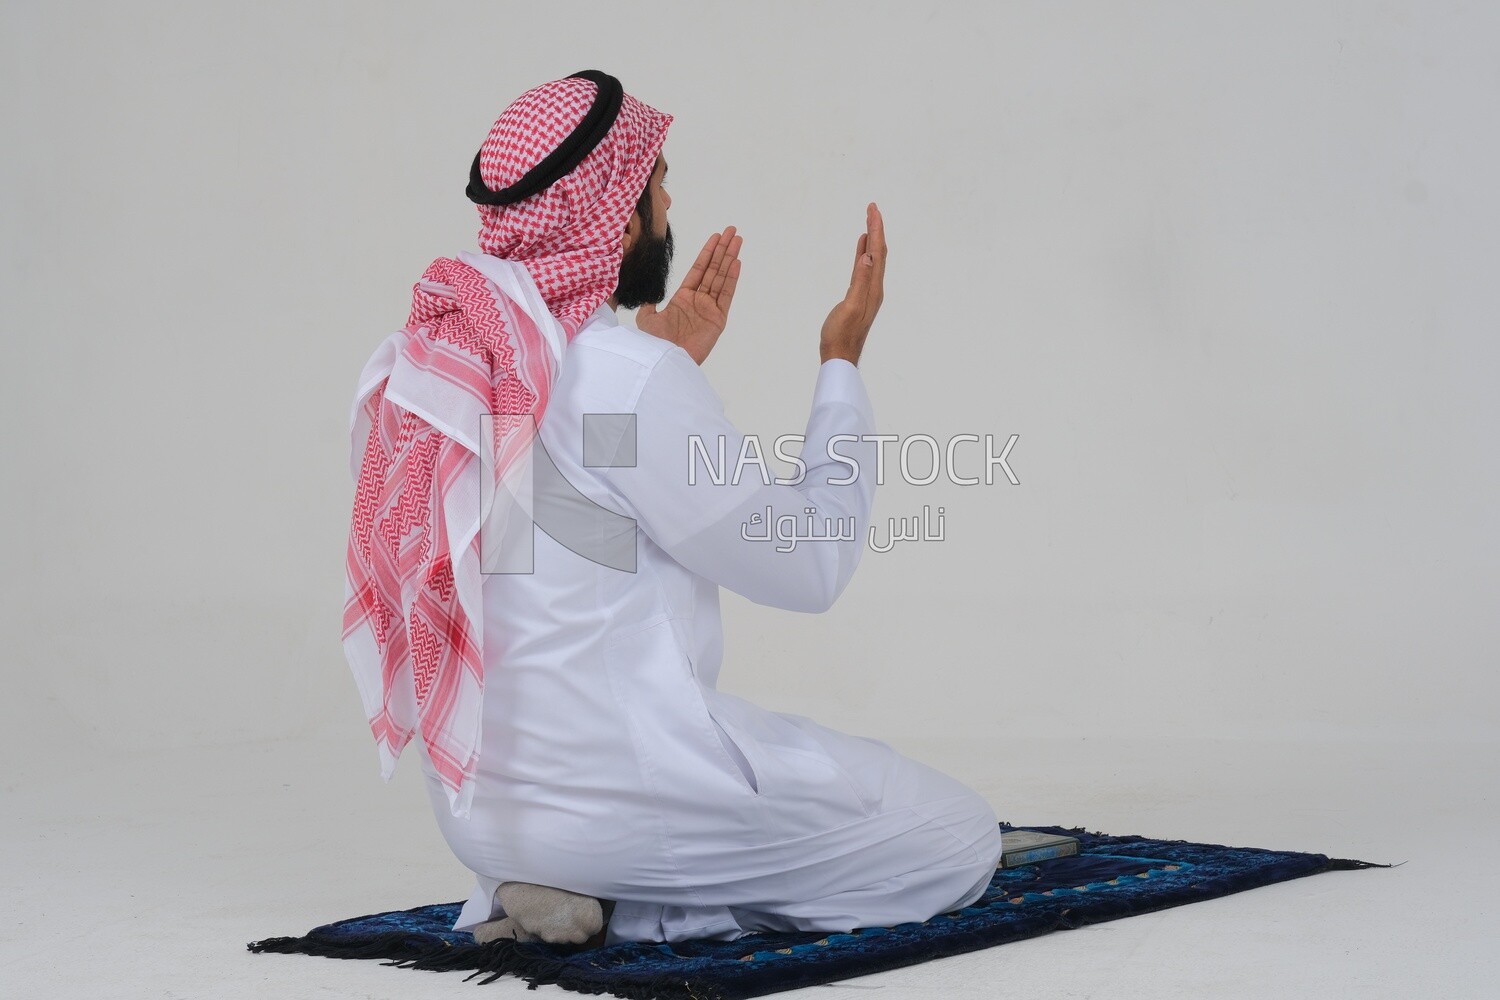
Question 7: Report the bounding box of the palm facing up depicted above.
[637,226,743,365]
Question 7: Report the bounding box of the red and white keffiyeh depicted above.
[343,76,671,818]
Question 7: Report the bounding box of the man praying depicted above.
[342,70,1003,950]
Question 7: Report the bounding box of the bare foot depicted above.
[492,882,604,946]
[472,915,533,944]
[582,898,617,949]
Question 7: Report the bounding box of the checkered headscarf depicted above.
[475,75,673,336]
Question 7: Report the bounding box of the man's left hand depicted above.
[637,226,742,365]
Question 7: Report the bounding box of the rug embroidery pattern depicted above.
[727,855,1196,964]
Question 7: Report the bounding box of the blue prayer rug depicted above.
[247,822,1388,1000]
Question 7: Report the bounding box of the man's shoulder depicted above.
[571,320,682,368]
[560,320,695,408]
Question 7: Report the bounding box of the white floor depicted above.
[3,735,1492,999]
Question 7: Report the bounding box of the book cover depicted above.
[999,830,1081,868]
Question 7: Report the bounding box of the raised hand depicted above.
[820,203,886,365]
[637,226,743,365]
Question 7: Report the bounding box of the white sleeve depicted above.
[604,347,878,613]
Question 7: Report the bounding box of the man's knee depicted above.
[930,792,1002,907]
[947,855,996,911]
[928,811,1000,913]
[924,789,1002,862]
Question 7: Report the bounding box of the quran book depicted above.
[999,830,1081,868]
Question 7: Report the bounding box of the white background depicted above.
[3,2,1495,997]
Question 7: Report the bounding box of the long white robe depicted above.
[412,254,1003,944]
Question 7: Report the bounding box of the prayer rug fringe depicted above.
[246,931,703,999]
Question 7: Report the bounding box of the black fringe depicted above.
[1013,824,1403,873]
[247,932,724,1000]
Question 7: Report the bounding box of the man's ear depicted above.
[621,210,641,255]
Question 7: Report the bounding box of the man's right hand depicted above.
[820,202,887,366]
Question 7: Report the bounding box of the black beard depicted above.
[613,223,674,310]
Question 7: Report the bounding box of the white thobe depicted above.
[411,256,1003,944]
